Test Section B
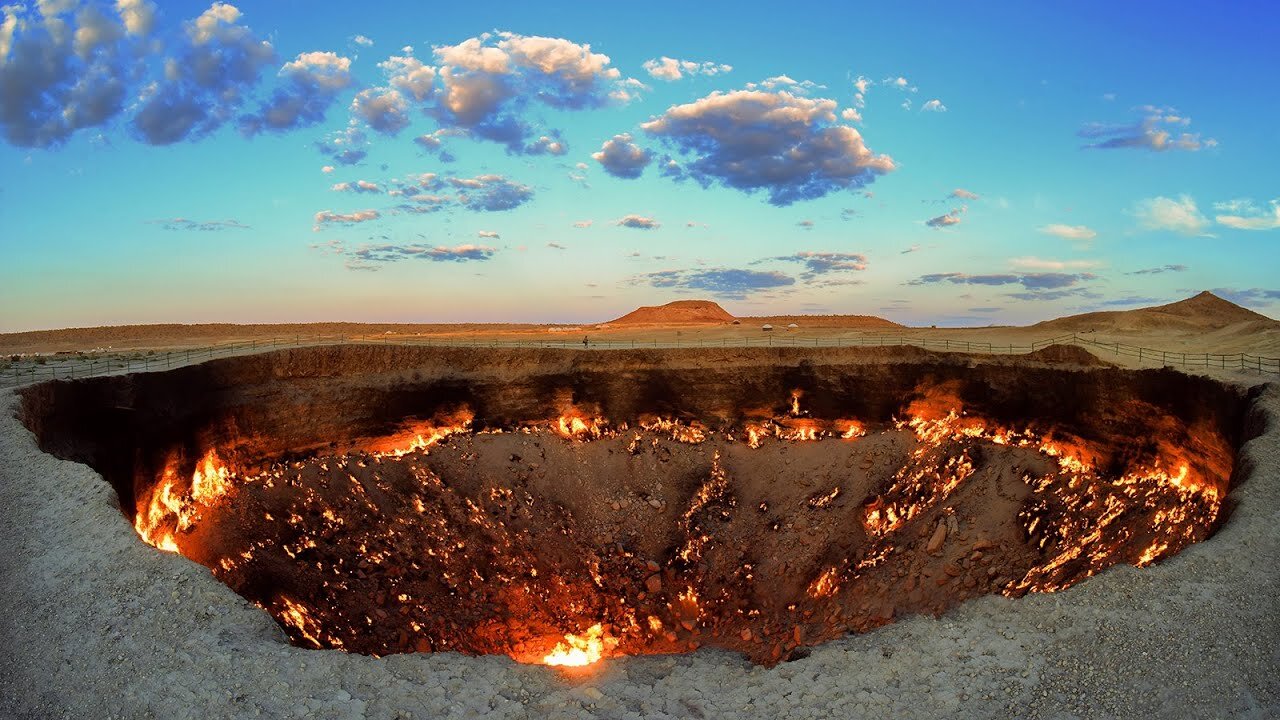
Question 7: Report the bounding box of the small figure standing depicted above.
[582,335,589,348]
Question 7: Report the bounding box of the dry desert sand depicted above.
[0,292,1277,719]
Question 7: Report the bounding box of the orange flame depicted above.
[542,623,610,667]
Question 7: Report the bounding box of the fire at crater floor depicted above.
[4,345,1278,719]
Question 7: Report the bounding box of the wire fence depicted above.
[1,331,1277,387]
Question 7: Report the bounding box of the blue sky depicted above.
[1,1,1277,332]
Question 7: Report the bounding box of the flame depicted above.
[808,567,840,597]
[190,450,230,504]
[133,449,233,552]
[555,414,608,440]
[542,623,609,666]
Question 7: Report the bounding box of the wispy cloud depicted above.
[1126,264,1187,275]
[149,217,250,232]
[1039,224,1097,242]
[1214,198,1280,231]
[1079,105,1216,152]
[926,207,963,228]
[313,209,380,230]
[1133,195,1210,235]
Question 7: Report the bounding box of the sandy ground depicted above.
[1,373,1276,719]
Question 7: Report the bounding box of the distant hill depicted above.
[1033,291,1279,333]
[606,300,736,325]
[740,314,905,330]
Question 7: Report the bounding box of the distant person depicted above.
[582,335,589,348]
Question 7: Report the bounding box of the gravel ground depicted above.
[1,381,1277,720]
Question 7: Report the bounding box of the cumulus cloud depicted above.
[925,208,963,228]
[315,124,368,165]
[1079,105,1216,152]
[321,165,334,173]
[351,87,411,135]
[642,56,732,81]
[641,89,894,206]
[1039,223,1097,241]
[351,34,373,47]
[132,3,275,145]
[638,268,794,298]
[239,51,353,136]
[921,99,946,112]
[149,217,249,231]
[1214,198,1280,231]
[0,0,157,147]
[313,208,379,230]
[524,133,567,155]
[1126,264,1187,275]
[477,230,499,239]
[424,31,638,153]
[381,53,436,102]
[1133,195,1209,235]
[616,214,659,229]
[950,188,979,200]
[592,132,652,178]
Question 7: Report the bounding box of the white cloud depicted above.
[1133,195,1209,235]
[925,208,963,228]
[1079,105,1216,152]
[477,230,500,238]
[641,89,894,206]
[380,54,436,102]
[1215,198,1280,231]
[350,87,410,135]
[352,34,373,47]
[921,99,946,112]
[1009,256,1102,271]
[591,132,651,178]
[642,56,732,81]
[616,214,659,229]
[1038,223,1098,241]
[313,209,380,230]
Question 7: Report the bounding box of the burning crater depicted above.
[18,346,1249,667]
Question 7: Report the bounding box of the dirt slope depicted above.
[1034,291,1279,334]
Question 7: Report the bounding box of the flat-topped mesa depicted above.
[606,300,737,325]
